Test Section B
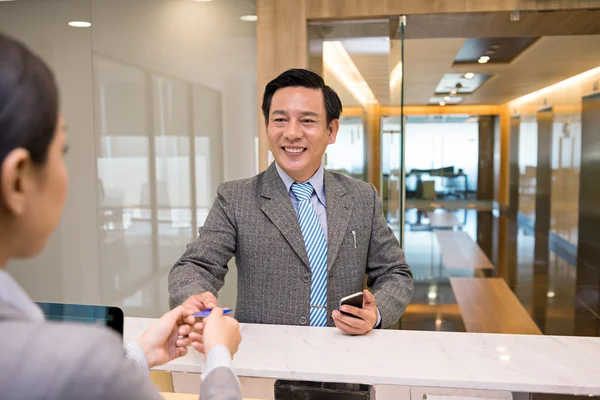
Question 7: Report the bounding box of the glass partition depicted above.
[310,8,600,336]
[2,0,256,317]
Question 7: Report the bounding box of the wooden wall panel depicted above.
[499,104,510,206]
[341,107,364,117]
[382,105,503,115]
[478,116,495,201]
[508,116,521,215]
[305,0,600,20]
[366,102,382,193]
[257,0,308,172]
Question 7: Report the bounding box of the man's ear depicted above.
[1,148,31,216]
[327,119,340,144]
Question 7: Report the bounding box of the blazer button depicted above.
[299,316,307,325]
[303,274,311,283]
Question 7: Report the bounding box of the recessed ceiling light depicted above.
[478,56,489,64]
[464,72,475,79]
[486,50,496,55]
[439,101,446,106]
[450,89,458,95]
[491,44,500,49]
[240,15,257,22]
[444,96,451,101]
[68,21,91,28]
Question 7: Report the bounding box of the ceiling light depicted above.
[68,21,91,28]
[490,44,500,49]
[439,101,446,106]
[323,41,377,106]
[464,72,475,79]
[240,15,257,22]
[511,66,600,105]
[450,89,458,95]
[478,56,490,64]
[444,96,451,101]
[547,291,555,298]
[486,50,496,55]
[389,61,403,89]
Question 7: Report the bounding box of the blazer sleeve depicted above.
[201,367,242,400]
[49,326,164,400]
[365,183,414,328]
[169,183,238,309]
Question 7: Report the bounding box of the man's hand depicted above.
[182,292,217,314]
[332,290,378,335]
[136,306,196,368]
[188,308,241,357]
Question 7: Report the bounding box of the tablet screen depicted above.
[36,302,124,336]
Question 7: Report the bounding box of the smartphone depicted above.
[339,292,364,317]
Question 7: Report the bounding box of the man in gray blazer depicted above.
[169,68,413,335]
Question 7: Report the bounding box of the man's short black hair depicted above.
[261,68,343,125]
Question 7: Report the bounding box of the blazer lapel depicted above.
[259,164,311,270]
[324,171,353,269]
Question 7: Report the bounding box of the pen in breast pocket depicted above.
[352,231,357,248]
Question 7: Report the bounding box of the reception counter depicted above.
[125,317,600,398]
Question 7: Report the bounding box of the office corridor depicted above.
[401,207,600,336]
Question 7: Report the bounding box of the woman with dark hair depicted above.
[0,33,241,400]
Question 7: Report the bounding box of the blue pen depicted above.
[193,309,234,318]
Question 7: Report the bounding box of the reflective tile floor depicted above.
[399,207,600,336]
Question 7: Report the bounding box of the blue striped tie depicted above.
[291,182,328,327]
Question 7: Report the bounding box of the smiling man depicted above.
[169,69,413,334]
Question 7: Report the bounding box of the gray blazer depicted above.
[0,301,240,400]
[169,164,413,328]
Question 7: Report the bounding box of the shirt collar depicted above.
[0,269,45,322]
[275,162,326,207]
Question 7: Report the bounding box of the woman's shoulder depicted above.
[0,320,141,399]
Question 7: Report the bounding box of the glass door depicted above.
[382,16,406,246]
[308,18,407,247]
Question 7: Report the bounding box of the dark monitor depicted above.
[36,302,124,336]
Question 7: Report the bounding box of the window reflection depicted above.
[403,115,478,200]
[519,119,538,222]
[324,116,366,181]
[94,56,224,306]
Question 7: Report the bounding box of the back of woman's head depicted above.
[0,32,59,169]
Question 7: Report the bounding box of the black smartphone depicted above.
[36,302,124,336]
[339,292,364,317]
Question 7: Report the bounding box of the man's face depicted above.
[266,86,339,182]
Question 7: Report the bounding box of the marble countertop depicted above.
[125,317,600,395]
